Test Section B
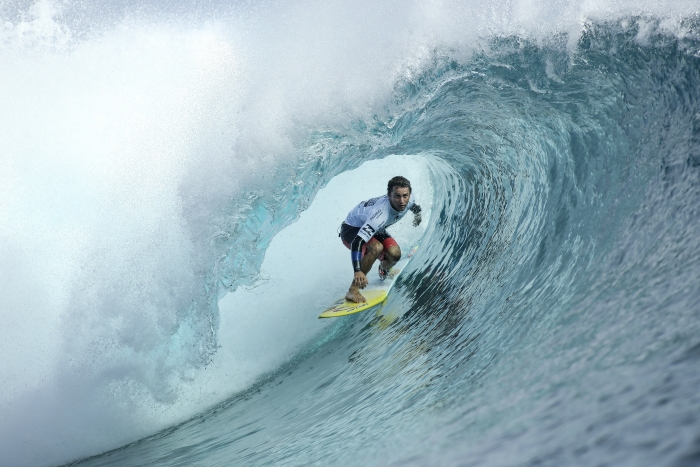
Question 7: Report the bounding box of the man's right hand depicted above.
[353,271,368,289]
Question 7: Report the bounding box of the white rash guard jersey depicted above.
[344,193,416,242]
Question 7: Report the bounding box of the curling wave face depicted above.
[63,17,700,467]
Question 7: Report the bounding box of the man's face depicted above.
[389,186,411,211]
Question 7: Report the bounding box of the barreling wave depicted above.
[62,16,700,467]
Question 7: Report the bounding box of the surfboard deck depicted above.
[318,243,419,319]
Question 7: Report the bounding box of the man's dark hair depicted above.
[387,176,411,194]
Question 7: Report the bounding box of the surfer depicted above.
[339,176,422,303]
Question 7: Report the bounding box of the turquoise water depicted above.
[1,2,700,466]
[74,18,700,467]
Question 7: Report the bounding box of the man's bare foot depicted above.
[346,289,366,303]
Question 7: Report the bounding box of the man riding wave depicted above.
[339,176,422,303]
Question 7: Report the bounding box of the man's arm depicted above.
[350,217,382,288]
[350,235,365,272]
[350,235,368,288]
[410,204,422,226]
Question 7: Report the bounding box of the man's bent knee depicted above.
[385,245,401,262]
[365,240,384,257]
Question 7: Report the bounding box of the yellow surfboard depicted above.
[318,243,419,319]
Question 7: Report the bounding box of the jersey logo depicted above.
[364,196,381,207]
[361,224,376,237]
[370,209,383,220]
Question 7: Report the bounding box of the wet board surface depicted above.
[318,243,419,319]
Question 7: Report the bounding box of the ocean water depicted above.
[1,1,700,466]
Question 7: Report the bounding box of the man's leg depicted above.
[379,239,401,277]
[345,239,384,303]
